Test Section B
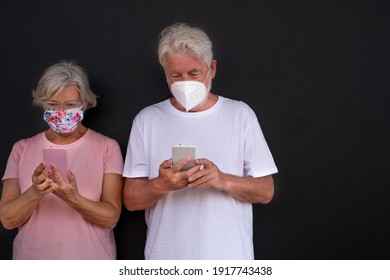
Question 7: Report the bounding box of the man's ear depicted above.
[210,59,217,78]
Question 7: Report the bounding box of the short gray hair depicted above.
[158,23,213,69]
[32,60,97,108]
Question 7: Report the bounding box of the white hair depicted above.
[158,23,213,68]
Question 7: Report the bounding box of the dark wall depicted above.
[1,0,389,260]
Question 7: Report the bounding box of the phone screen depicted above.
[172,144,196,171]
[43,147,69,183]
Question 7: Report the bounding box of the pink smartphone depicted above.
[43,146,69,183]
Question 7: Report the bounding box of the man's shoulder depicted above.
[135,99,170,118]
[219,96,255,115]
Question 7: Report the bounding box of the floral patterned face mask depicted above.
[43,106,84,133]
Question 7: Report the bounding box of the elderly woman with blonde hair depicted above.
[0,60,123,260]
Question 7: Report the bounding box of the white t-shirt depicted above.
[123,96,278,259]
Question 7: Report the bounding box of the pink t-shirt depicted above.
[2,129,123,260]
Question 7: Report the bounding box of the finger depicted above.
[36,177,54,191]
[188,163,209,182]
[186,164,202,174]
[51,164,66,186]
[188,174,211,189]
[188,160,216,184]
[43,168,52,177]
[173,157,195,172]
[189,181,202,189]
[36,162,45,173]
[194,159,210,171]
[160,159,173,169]
[34,170,51,186]
[32,162,45,180]
[194,158,209,166]
[68,170,77,186]
[187,169,202,183]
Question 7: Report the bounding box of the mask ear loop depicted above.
[164,71,173,89]
[190,68,212,112]
[202,68,212,94]
[203,68,211,84]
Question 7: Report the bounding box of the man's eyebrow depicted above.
[168,68,201,75]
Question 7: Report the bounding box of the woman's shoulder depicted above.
[83,130,122,159]
[8,132,44,157]
[86,129,120,146]
[13,132,44,149]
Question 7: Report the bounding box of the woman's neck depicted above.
[45,124,88,145]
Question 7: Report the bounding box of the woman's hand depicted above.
[50,165,80,206]
[32,162,56,196]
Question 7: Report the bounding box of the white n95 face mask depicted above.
[170,80,207,112]
[169,69,211,112]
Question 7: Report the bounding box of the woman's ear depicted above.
[83,102,91,112]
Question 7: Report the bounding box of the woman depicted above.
[0,60,124,259]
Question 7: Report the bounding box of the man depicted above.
[123,23,278,259]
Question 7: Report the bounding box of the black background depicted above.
[1,0,389,260]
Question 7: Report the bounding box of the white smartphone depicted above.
[172,144,196,171]
[43,146,69,183]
